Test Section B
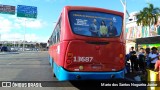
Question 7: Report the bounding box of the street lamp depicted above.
[0,34,1,42]
[120,0,127,40]
[0,34,1,41]
[22,19,26,51]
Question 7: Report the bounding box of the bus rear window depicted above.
[69,10,123,38]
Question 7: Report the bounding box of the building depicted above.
[0,40,47,51]
[126,11,160,53]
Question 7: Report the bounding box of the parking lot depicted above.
[0,51,54,81]
[0,51,76,90]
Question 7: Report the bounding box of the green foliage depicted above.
[136,3,160,27]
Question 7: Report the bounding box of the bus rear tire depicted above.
[53,73,56,77]
[52,62,56,77]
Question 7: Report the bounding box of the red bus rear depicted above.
[48,6,125,81]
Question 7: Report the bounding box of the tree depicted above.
[136,3,160,36]
[36,43,40,48]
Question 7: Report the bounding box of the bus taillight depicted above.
[119,54,123,58]
[66,59,72,64]
[66,52,73,64]
[67,52,73,58]
[119,54,124,63]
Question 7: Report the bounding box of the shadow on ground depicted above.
[69,79,147,90]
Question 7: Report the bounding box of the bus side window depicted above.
[50,37,52,45]
[56,32,58,43]
[52,37,54,44]
[56,18,61,43]
[58,18,61,43]
[54,36,56,44]
[57,32,60,43]
[51,35,53,45]
[51,17,61,44]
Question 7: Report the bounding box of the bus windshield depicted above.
[69,10,123,38]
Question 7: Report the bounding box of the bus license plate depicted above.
[92,65,102,69]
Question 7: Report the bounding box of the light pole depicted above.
[0,34,1,42]
[120,0,127,40]
[22,19,26,51]
[0,34,1,46]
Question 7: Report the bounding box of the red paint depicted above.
[48,6,125,72]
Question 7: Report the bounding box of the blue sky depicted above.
[0,0,160,42]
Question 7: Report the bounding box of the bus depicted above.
[48,6,125,81]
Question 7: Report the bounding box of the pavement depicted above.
[0,51,147,90]
[0,51,139,80]
[0,51,20,55]
[125,72,142,81]
[0,51,43,55]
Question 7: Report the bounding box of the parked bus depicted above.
[48,6,125,81]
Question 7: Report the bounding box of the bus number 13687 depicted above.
[73,56,93,62]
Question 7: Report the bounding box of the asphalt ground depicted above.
[0,51,147,90]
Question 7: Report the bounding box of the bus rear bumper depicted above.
[53,63,125,81]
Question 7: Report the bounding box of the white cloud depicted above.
[9,15,18,19]
[14,18,46,29]
[0,16,47,34]
[26,20,44,29]
[0,17,12,33]
[14,23,21,29]
[0,15,48,42]
[25,34,38,41]
[2,33,22,41]
[1,33,48,42]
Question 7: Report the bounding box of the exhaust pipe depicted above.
[76,75,81,79]
[111,75,115,79]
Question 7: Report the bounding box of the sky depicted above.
[0,0,160,43]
